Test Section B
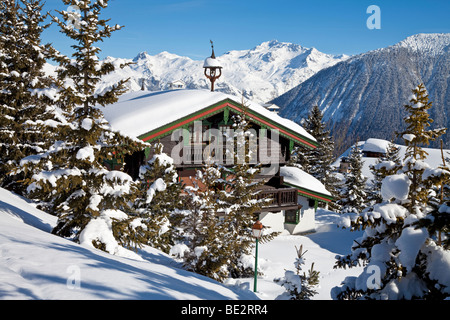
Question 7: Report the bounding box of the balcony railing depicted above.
[180,144,286,167]
[257,187,298,212]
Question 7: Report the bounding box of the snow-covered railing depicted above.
[258,187,298,212]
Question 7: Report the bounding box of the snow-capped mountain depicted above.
[273,33,450,155]
[83,40,348,104]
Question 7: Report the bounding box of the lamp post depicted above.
[252,221,263,293]
[203,40,222,92]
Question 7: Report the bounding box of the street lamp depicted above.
[252,221,263,293]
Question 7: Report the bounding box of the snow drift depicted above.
[0,187,257,300]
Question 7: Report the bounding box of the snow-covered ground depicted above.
[234,210,364,300]
[0,187,257,300]
[0,186,363,300]
[6,137,450,300]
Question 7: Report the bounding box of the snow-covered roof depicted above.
[102,89,317,145]
[280,166,332,200]
[363,138,389,154]
[203,57,222,68]
[262,103,280,110]
[169,79,185,85]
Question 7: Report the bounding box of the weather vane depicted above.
[210,40,216,59]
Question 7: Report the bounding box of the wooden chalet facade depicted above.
[103,89,332,234]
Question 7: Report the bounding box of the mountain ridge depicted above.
[273,33,450,155]
[44,40,349,104]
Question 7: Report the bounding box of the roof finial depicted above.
[204,40,222,92]
[210,40,216,59]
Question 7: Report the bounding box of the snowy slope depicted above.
[0,187,258,300]
[0,187,365,300]
[393,33,450,56]
[47,40,348,104]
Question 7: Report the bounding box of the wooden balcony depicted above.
[257,186,300,213]
[177,143,287,168]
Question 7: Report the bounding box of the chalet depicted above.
[362,138,389,158]
[261,103,280,115]
[101,45,332,234]
[339,157,351,174]
[338,139,389,173]
[168,80,186,90]
[103,88,332,234]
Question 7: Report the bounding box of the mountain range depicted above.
[83,40,349,104]
[273,33,450,155]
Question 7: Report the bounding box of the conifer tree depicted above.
[20,0,146,255]
[397,83,447,210]
[290,106,340,208]
[0,0,22,188]
[220,113,278,278]
[274,245,320,300]
[134,143,183,253]
[301,106,335,178]
[0,0,59,194]
[173,109,278,281]
[175,160,230,282]
[332,85,449,300]
[415,140,450,251]
[368,141,402,204]
[338,141,368,214]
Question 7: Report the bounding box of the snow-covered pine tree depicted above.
[290,106,340,209]
[133,143,183,253]
[0,0,22,188]
[415,140,450,252]
[21,0,147,256]
[333,84,450,300]
[301,106,335,178]
[397,83,447,211]
[0,0,60,194]
[288,146,309,171]
[173,107,278,282]
[174,160,230,282]
[338,141,368,214]
[274,245,320,300]
[368,140,402,204]
[220,112,278,278]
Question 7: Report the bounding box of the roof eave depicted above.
[137,98,318,150]
[283,182,333,203]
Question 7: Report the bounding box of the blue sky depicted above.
[42,0,450,60]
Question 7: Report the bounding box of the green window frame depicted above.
[285,209,300,224]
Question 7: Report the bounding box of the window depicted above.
[285,209,299,224]
[189,124,209,145]
[219,125,231,137]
